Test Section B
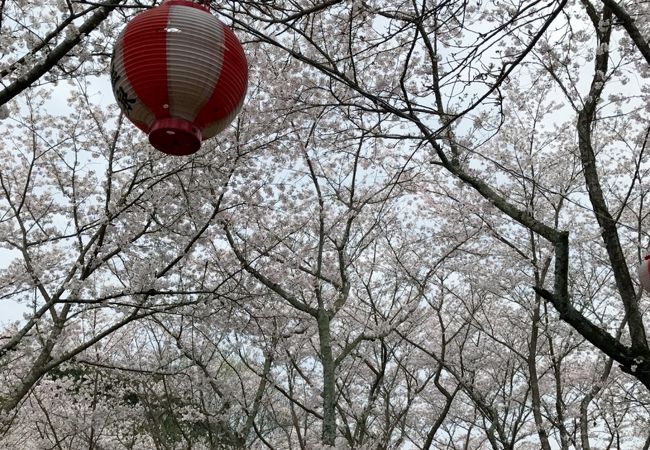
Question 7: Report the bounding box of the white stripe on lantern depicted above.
[166,5,225,124]
[112,33,157,130]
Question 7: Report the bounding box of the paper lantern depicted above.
[639,255,650,292]
[110,0,248,155]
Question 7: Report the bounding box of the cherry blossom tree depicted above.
[3,0,650,448]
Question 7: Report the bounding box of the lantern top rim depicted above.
[161,0,211,12]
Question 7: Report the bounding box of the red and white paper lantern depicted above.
[111,0,248,155]
[638,255,650,292]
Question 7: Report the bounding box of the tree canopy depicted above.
[1,0,650,448]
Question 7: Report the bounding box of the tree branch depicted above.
[0,0,122,106]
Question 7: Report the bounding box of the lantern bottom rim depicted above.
[149,117,202,156]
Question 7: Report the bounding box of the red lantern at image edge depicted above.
[110,0,248,156]
[639,255,650,292]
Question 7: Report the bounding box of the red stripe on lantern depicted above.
[122,5,170,121]
[193,24,248,136]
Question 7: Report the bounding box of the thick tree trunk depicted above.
[576,5,649,355]
[528,292,553,450]
[317,310,337,446]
